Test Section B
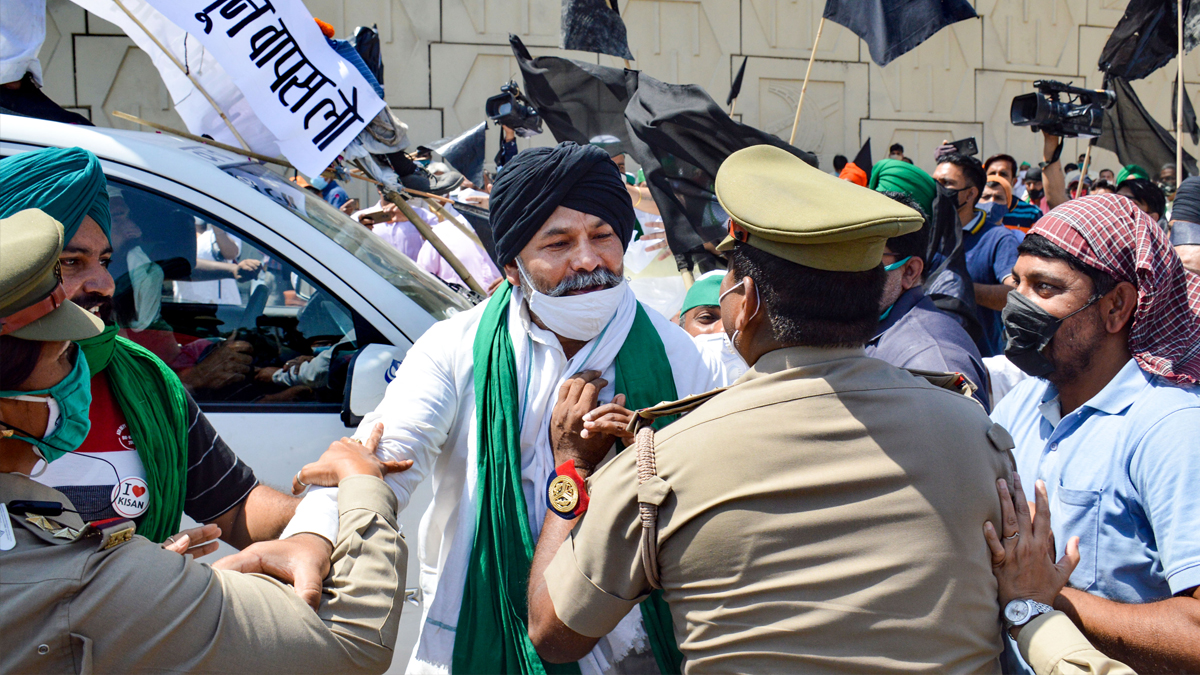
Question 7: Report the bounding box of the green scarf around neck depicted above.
[453,282,684,674]
[77,325,189,542]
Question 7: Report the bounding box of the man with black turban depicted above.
[0,147,305,574]
[273,142,722,674]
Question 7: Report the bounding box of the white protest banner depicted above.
[142,0,386,176]
[71,0,282,158]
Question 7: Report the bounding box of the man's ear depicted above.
[1103,281,1138,334]
[504,262,521,287]
[737,276,761,332]
[901,257,925,290]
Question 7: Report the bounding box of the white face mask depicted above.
[524,281,627,342]
[5,394,60,439]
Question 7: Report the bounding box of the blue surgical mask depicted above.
[979,200,1009,226]
[0,348,93,464]
[310,175,329,190]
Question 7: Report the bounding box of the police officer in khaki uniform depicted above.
[524,146,1017,672]
[0,209,409,674]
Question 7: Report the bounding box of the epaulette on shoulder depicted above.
[625,387,727,435]
[904,368,978,399]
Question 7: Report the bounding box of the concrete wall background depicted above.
[38,0,1200,190]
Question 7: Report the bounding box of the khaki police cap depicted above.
[714,145,923,272]
[0,209,104,341]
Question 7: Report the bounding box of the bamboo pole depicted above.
[681,268,695,289]
[729,98,737,116]
[1076,144,1093,199]
[112,0,250,151]
[1179,0,1185,188]
[384,188,486,296]
[789,17,825,146]
[112,111,290,167]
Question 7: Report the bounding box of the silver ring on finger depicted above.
[1004,532,1020,541]
[165,535,176,545]
[295,470,309,488]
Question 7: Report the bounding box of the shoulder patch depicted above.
[986,423,1015,453]
[626,387,727,434]
[904,368,978,399]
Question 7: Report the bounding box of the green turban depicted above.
[868,159,936,219]
[1116,164,1150,185]
[680,270,725,316]
[0,147,110,243]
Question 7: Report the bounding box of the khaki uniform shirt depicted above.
[546,346,1014,673]
[0,473,406,674]
[1019,612,1135,675]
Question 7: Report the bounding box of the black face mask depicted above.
[1027,188,1045,202]
[1001,290,1100,377]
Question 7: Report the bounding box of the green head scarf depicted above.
[679,271,725,316]
[1117,164,1151,185]
[869,159,936,219]
[0,147,111,243]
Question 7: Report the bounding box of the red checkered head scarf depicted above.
[1029,194,1200,385]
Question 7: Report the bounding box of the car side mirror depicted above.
[341,343,406,427]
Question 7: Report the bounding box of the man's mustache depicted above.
[543,268,623,297]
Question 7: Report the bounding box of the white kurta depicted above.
[282,286,723,674]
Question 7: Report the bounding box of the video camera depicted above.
[1010,80,1114,138]
[485,82,543,137]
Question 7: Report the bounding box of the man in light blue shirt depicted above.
[990,194,1200,672]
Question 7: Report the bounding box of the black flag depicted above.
[623,71,818,265]
[512,35,632,153]
[561,0,634,60]
[435,121,487,187]
[1099,0,1200,81]
[822,0,977,67]
[1096,77,1197,177]
[1174,77,1199,144]
[852,138,872,176]
[726,57,748,107]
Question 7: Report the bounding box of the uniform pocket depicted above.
[1052,486,1101,591]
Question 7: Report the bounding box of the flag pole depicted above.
[384,188,486,296]
[1178,0,1185,187]
[112,111,287,166]
[1076,144,1093,199]
[729,98,737,116]
[789,17,825,146]
[112,0,251,151]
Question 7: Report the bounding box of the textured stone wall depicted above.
[38,0,1200,182]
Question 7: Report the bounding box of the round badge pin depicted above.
[111,476,150,518]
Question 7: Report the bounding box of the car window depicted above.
[223,164,472,320]
[107,181,359,407]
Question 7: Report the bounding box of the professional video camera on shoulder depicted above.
[486,81,543,137]
[1010,80,1114,138]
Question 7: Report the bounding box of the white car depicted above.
[1,114,469,668]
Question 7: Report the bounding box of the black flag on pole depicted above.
[561,0,635,60]
[435,121,487,187]
[852,138,872,175]
[1173,77,1199,144]
[511,35,632,153]
[822,0,977,67]
[623,71,818,265]
[1098,0,1200,81]
[1096,77,1197,177]
[726,57,748,107]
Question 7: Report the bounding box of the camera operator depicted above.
[1035,131,1070,213]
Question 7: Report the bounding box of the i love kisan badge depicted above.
[111,476,150,518]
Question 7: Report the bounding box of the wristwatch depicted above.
[546,460,589,519]
[1003,599,1055,634]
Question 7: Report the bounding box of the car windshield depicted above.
[224,164,471,320]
